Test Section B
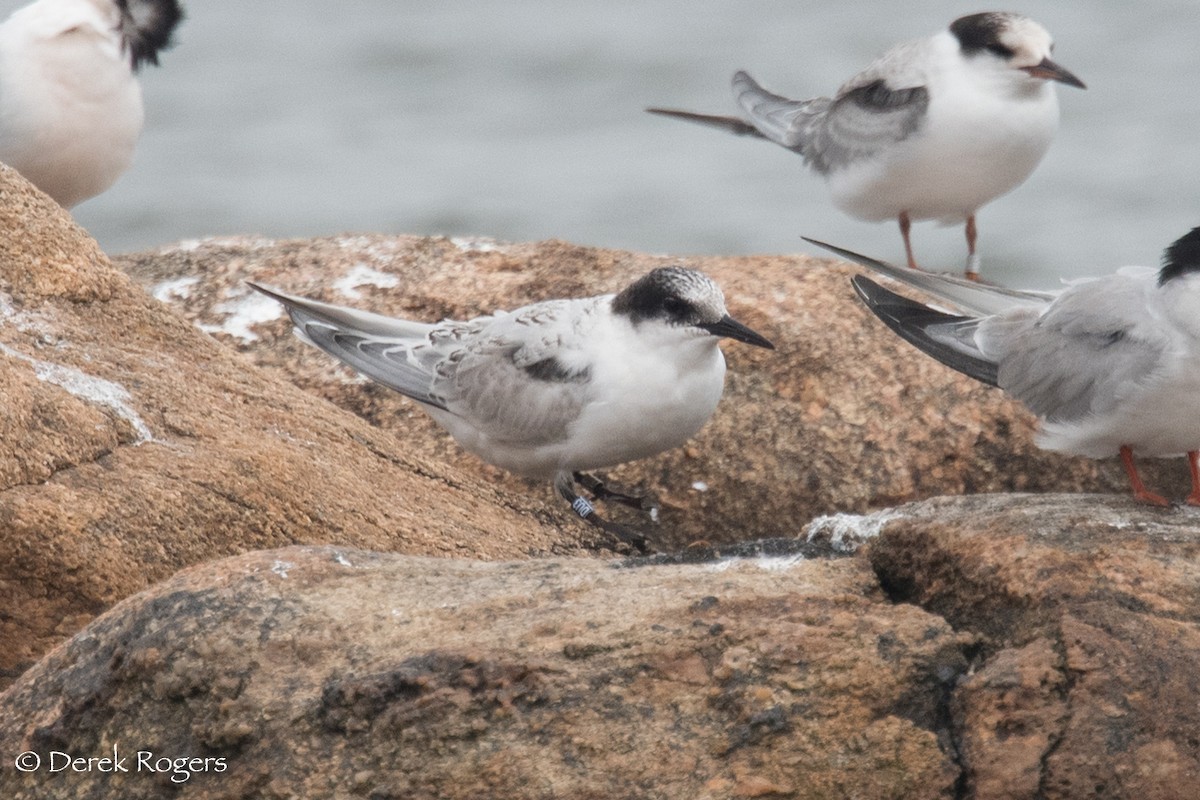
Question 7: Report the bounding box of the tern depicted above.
[649,12,1085,279]
[250,267,774,549]
[808,227,1200,506]
[0,0,184,208]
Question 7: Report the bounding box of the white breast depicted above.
[828,35,1060,224]
[428,314,729,480]
[567,322,727,471]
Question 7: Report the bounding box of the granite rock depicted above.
[0,543,967,800]
[5,494,1200,799]
[870,493,1200,799]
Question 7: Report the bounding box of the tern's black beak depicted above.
[1022,56,1086,89]
[701,315,775,349]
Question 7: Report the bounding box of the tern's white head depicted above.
[949,12,1085,90]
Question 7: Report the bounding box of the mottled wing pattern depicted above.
[431,298,602,446]
[733,64,928,174]
[803,37,933,172]
[256,283,602,443]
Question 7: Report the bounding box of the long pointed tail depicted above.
[645,107,767,140]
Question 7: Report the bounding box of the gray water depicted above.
[14,0,1200,287]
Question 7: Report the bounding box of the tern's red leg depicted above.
[898,212,919,270]
[1119,445,1169,506]
[1186,451,1200,506]
[964,215,982,282]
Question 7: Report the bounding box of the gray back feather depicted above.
[980,274,1169,423]
[849,254,1174,428]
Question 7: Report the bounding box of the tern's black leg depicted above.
[573,471,658,514]
[555,474,650,553]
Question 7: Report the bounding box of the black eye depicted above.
[986,42,1015,58]
[662,297,689,317]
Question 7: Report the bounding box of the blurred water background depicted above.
[9,0,1200,287]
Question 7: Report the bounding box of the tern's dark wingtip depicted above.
[849,274,885,305]
[645,107,702,119]
[122,0,186,72]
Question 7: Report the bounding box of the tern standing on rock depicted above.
[0,0,184,208]
[649,12,1085,280]
[251,268,774,551]
[818,227,1200,507]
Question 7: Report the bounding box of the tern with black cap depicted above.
[251,267,774,550]
[814,227,1200,507]
[649,12,1085,280]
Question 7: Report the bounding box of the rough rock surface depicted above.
[0,541,968,800]
[117,233,1180,555]
[0,168,596,689]
[4,494,1200,799]
[869,493,1200,799]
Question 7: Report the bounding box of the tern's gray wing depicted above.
[854,272,1172,425]
[253,283,603,444]
[247,282,434,338]
[730,71,828,153]
[248,282,447,408]
[733,66,929,174]
[981,273,1171,423]
[806,238,1055,316]
[433,298,602,446]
